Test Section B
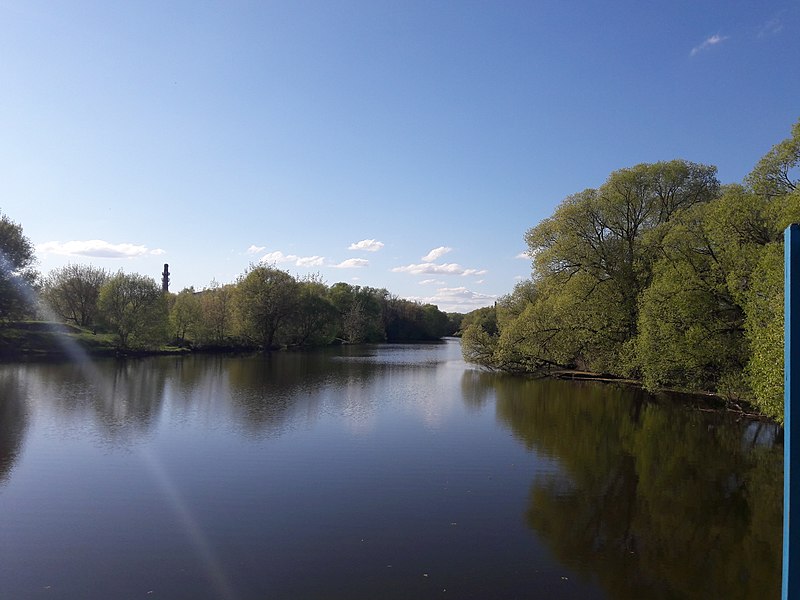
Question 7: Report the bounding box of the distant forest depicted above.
[0,229,462,354]
[461,118,799,422]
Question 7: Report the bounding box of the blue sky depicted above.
[1,1,798,312]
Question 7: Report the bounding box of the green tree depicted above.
[633,194,751,393]
[234,265,299,349]
[328,283,384,343]
[0,211,37,322]
[41,263,108,328]
[446,312,464,336]
[460,306,500,367]
[170,287,201,344]
[633,119,797,413]
[739,118,800,417]
[464,160,720,375]
[284,279,338,347]
[421,303,450,339]
[525,161,719,354]
[460,305,498,335]
[744,244,784,419]
[746,118,799,198]
[197,280,235,345]
[98,272,168,348]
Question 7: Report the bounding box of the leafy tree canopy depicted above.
[0,211,37,322]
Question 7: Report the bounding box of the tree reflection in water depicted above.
[471,372,782,600]
[0,368,28,484]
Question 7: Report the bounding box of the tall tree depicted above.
[634,194,751,393]
[98,272,168,348]
[42,264,108,328]
[197,280,234,345]
[328,283,384,343]
[469,160,720,375]
[739,118,800,418]
[633,126,799,412]
[169,287,201,344]
[526,160,719,343]
[234,265,299,349]
[284,279,337,347]
[0,211,37,322]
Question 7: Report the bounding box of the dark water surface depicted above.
[0,340,782,599]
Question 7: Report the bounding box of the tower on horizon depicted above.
[162,264,170,293]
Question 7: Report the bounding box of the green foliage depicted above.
[98,272,168,348]
[384,298,451,341]
[42,263,108,328]
[446,312,464,336]
[496,273,624,373]
[234,265,299,349]
[169,287,202,344]
[284,280,338,347]
[634,199,749,392]
[460,305,498,336]
[464,117,800,418]
[461,306,501,368]
[461,320,499,367]
[746,118,799,198]
[196,280,235,345]
[328,283,386,343]
[744,244,784,420]
[0,211,37,322]
[32,259,454,353]
[467,160,720,376]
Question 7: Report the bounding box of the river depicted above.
[0,339,782,599]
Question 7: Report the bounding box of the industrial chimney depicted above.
[162,264,170,293]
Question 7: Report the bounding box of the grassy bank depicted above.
[0,321,190,360]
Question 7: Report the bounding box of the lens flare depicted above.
[1,252,238,598]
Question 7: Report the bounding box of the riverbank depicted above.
[0,321,195,360]
[0,321,440,361]
[548,368,767,419]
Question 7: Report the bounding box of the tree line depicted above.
[0,236,459,351]
[462,118,800,421]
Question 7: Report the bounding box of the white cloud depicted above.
[419,279,445,285]
[348,239,384,252]
[247,245,266,254]
[515,252,531,260]
[257,250,369,269]
[462,268,488,277]
[690,34,729,56]
[260,251,288,263]
[392,262,487,276]
[421,246,452,262]
[37,240,165,258]
[260,251,325,267]
[408,286,497,313]
[333,258,369,268]
[296,255,326,267]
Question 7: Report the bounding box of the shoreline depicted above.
[0,324,770,421]
[547,368,768,420]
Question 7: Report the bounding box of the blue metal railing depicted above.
[785,224,799,599]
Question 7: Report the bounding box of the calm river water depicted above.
[0,339,782,599]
